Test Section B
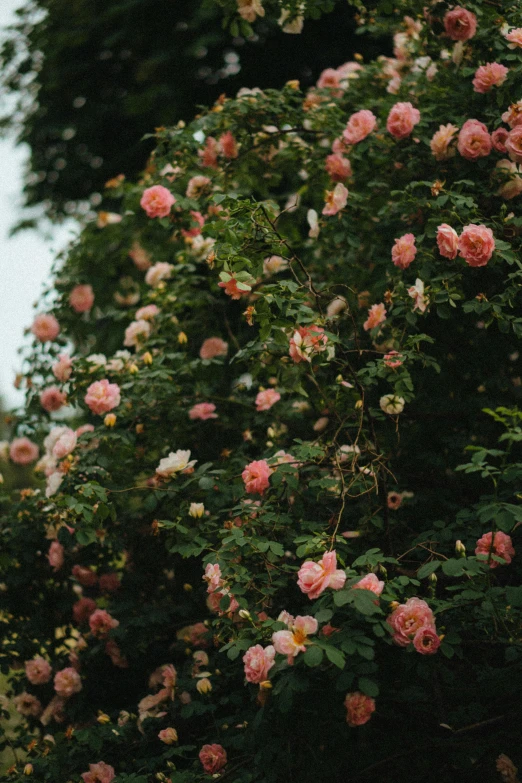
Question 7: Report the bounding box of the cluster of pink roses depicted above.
[203,562,239,616]
[437,223,495,267]
[387,597,441,655]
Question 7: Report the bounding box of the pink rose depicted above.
[413,625,441,655]
[128,241,151,270]
[386,102,420,140]
[344,691,376,727]
[387,491,403,510]
[436,224,459,259]
[343,109,377,145]
[54,666,82,697]
[140,185,176,218]
[492,128,509,153]
[135,304,159,320]
[322,182,348,216]
[14,692,42,717]
[69,284,95,313]
[31,313,60,342]
[123,319,151,348]
[325,154,352,182]
[203,563,223,593]
[89,609,119,638]
[255,389,281,412]
[391,233,417,269]
[9,437,39,465]
[475,531,515,568]
[352,573,384,596]
[189,402,218,421]
[73,597,97,625]
[219,131,238,159]
[387,597,435,647]
[198,136,219,168]
[502,101,522,129]
[47,541,64,571]
[199,337,228,360]
[443,6,477,41]
[99,572,121,593]
[52,427,77,459]
[506,126,522,163]
[25,656,52,685]
[243,644,276,683]
[289,325,328,363]
[158,727,178,745]
[457,119,491,161]
[81,762,115,783]
[218,276,249,300]
[40,386,66,413]
[458,224,495,267]
[199,744,227,775]
[297,551,346,600]
[145,262,174,287]
[496,159,522,199]
[52,353,73,382]
[186,175,211,199]
[76,423,95,437]
[430,123,459,161]
[72,564,98,587]
[272,615,318,659]
[242,459,272,495]
[472,63,508,94]
[505,28,522,49]
[84,379,121,415]
[317,67,343,93]
[383,351,403,369]
[363,303,387,331]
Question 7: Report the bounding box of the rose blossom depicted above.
[255,389,281,412]
[444,6,477,41]
[352,573,384,596]
[158,727,178,744]
[289,325,328,363]
[457,119,492,161]
[344,691,376,727]
[135,304,159,320]
[505,28,522,48]
[10,437,39,465]
[506,126,522,163]
[31,313,60,342]
[218,276,250,299]
[475,531,515,568]
[408,279,428,313]
[472,63,508,94]
[123,319,151,348]
[189,402,218,421]
[437,224,459,259]
[199,744,227,775]
[84,379,121,415]
[73,597,97,625]
[52,353,73,382]
[430,123,459,161]
[14,692,42,717]
[386,102,420,140]
[413,625,441,655]
[297,551,346,599]
[343,109,377,145]
[502,101,522,129]
[387,490,402,510]
[492,128,509,153]
[263,255,288,275]
[156,449,197,477]
[145,262,174,287]
[72,564,98,587]
[76,423,95,437]
[25,656,52,685]
[198,136,219,168]
[129,241,151,270]
[243,644,276,683]
[140,185,176,218]
[186,175,211,199]
[383,351,403,368]
[380,394,405,415]
[99,572,120,593]
[387,597,435,646]
[203,563,222,593]
[242,459,272,495]
[363,303,386,331]
[458,224,495,267]
[199,337,228,360]
[47,541,64,571]
[81,762,115,783]
[496,159,522,199]
[40,386,66,413]
[219,130,239,159]
[391,233,417,269]
[89,609,119,638]
[69,284,95,313]
[54,666,82,697]
[317,67,343,93]
[52,427,77,459]
[272,615,318,660]
[325,154,352,182]
[322,182,348,216]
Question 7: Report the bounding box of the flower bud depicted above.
[238,609,251,620]
[189,502,205,518]
[196,677,212,694]
[178,332,188,345]
[183,583,192,592]
[428,572,437,584]
[24,764,33,775]
[97,711,111,724]
[455,540,466,557]
[104,413,117,428]
[129,363,139,374]
[142,351,153,365]
[158,727,178,744]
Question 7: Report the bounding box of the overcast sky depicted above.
[0,0,75,409]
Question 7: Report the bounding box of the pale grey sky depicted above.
[0,0,75,409]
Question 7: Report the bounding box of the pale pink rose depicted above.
[387,597,435,647]
[352,573,384,596]
[457,119,492,161]
[408,278,428,313]
[40,386,66,413]
[316,67,343,93]
[199,744,227,775]
[386,102,420,140]
[322,182,348,216]
[458,224,495,267]
[343,109,377,145]
[492,128,509,153]
[505,126,522,163]
[237,0,264,23]
[363,303,387,332]
[14,692,42,717]
[145,262,174,287]
[72,564,98,587]
[76,423,95,437]
[158,728,178,745]
[54,666,82,697]
[189,402,218,421]
[218,276,249,299]
[444,6,477,41]
[430,123,459,161]
[383,351,403,368]
[242,459,273,495]
[505,28,522,49]
[255,389,281,412]
[69,284,95,313]
[10,437,39,465]
[52,427,77,459]
[272,615,318,659]
[437,224,459,259]
[73,597,97,625]
[243,644,276,683]
[186,175,211,199]
[332,136,350,155]
[135,304,159,320]
[140,185,176,218]
[391,233,417,269]
[472,63,508,94]
[219,130,238,159]
[25,657,52,685]
[89,609,119,638]
[502,101,522,129]
[325,154,352,182]
[199,337,228,360]
[128,241,151,270]
[81,762,115,783]
[344,691,376,727]
[496,159,522,199]
[413,625,441,655]
[297,550,346,600]
[47,541,64,571]
[52,353,73,382]
[289,325,328,363]
[84,379,121,415]
[475,531,515,568]
[203,563,223,593]
[31,313,60,342]
[123,319,151,348]
[198,136,219,169]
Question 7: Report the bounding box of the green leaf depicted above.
[324,646,345,669]
[303,645,324,667]
[417,561,441,579]
[358,677,379,697]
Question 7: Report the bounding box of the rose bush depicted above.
[1,2,522,781]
